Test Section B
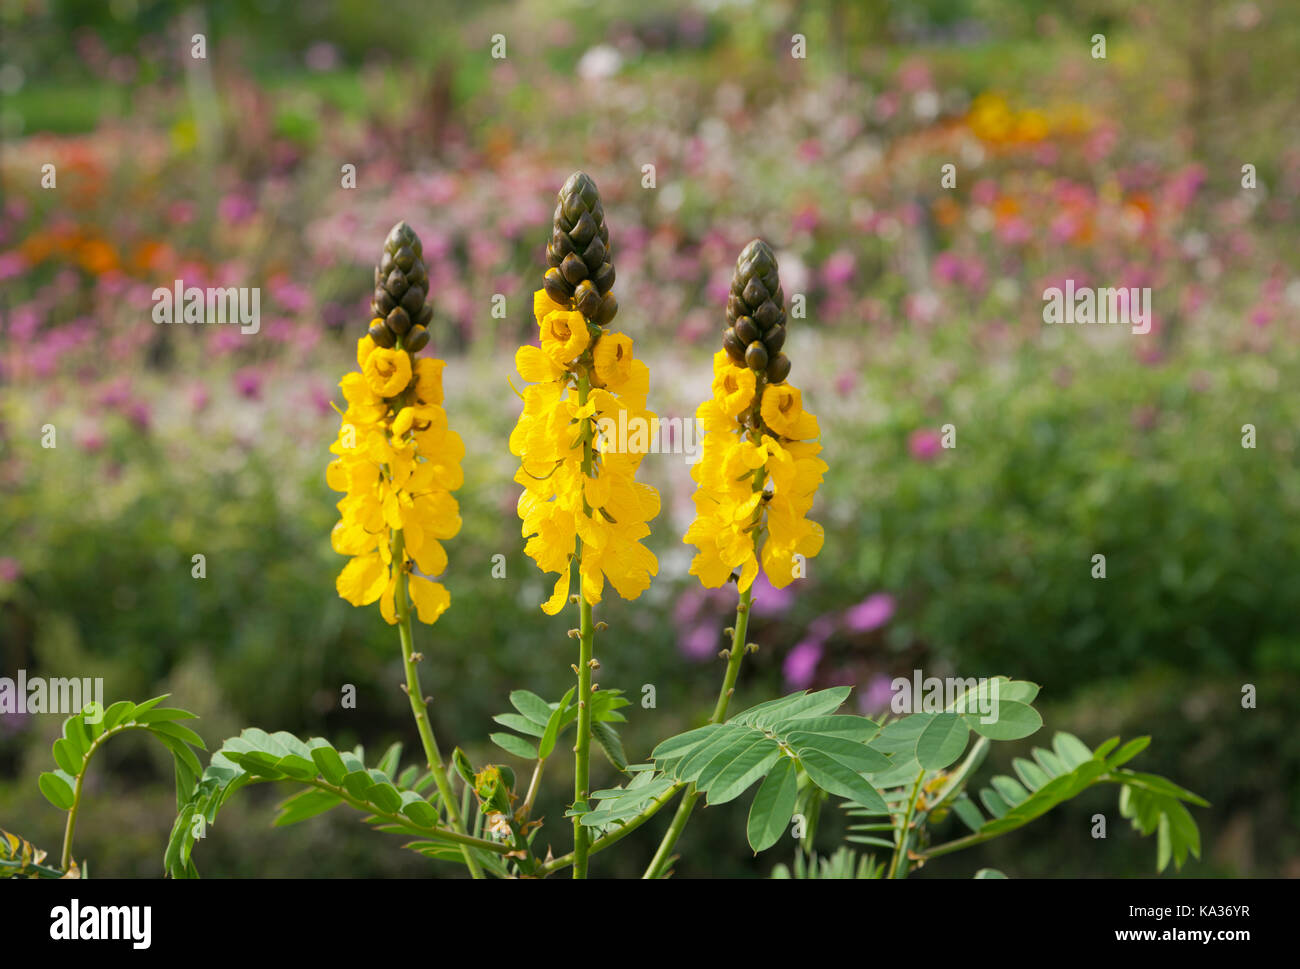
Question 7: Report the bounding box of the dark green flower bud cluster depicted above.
[543,171,618,325]
[723,239,790,383]
[369,221,433,353]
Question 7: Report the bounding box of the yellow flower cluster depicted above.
[967,92,1049,145]
[685,351,826,592]
[327,331,465,625]
[511,291,660,615]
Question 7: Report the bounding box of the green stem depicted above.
[572,370,595,878]
[59,722,138,871]
[538,781,685,877]
[643,584,754,879]
[519,758,544,821]
[316,778,512,855]
[0,856,69,879]
[391,528,483,879]
[918,771,1127,862]
[61,765,86,872]
[888,768,926,878]
[914,829,996,861]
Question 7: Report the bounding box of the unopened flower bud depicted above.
[405,325,430,353]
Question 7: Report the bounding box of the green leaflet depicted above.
[915,713,971,770]
[649,690,894,840]
[490,687,624,767]
[747,755,798,853]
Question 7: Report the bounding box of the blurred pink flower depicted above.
[897,58,934,93]
[77,425,106,452]
[233,368,263,400]
[308,382,333,416]
[783,640,823,691]
[750,572,795,618]
[167,201,197,224]
[857,674,895,716]
[304,42,340,72]
[846,593,895,633]
[0,251,25,280]
[792,204,821,234]
[971,179,999,206]
[798,139,823,163]
[97,377,133,409]
[0,557,20,582]
[821,250,855,288]
[680,622,719,662]
[219,193,257,225]
[125,400,152,432]
[270,277,311,313]
[909,428,942,461]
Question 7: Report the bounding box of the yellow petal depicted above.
[336,553,389,606]
[516,345,563,383]
[540,562,572,615]
[408,575,451,625]
[357,333,377,368]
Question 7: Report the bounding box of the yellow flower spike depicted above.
[516,173,653,879]
[329,223,463,629]
[331,220,483,878]
[684,239,824,594]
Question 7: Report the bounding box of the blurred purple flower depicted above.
[783,640,823,691]
[821,250,855,288]
[125,400,152,432]
[909,428,942,462]
[270,277,311,313]
[97,377,133,409]
[680,622,719,662]
[308,381,333,416]
[0,251,25,281]
[219,193,257,225]
[845,593,895,633]
[77,424,106,452]
[10,305,40,340]
[304,42,340,72]
[233,368,263,400]
[858,674,895,716]
[749,572,795,618]
[167,201,197,225]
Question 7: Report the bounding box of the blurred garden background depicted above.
[1,0,1298,877]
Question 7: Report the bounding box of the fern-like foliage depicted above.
[165,729,513,878]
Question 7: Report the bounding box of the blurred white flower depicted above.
[577,45,623,81]
[912,90,940,121]
[774,250,809,294]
